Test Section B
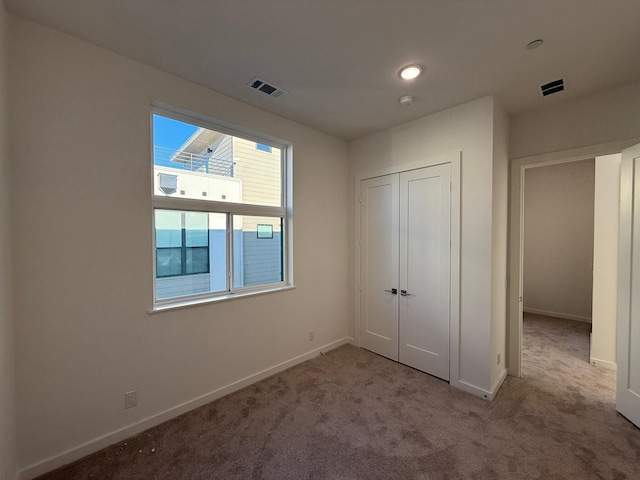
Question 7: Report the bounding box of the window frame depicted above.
[150,105,293,310]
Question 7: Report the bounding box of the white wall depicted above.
[349,95,504,398]
[0,3,17,480]
[510,81,640,159]
[9,16,350,475]
[523,159,595,321]
[591,154,621,369]
[490,103,509,389]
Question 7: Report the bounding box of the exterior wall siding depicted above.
[233,137,281,207]
[242,231,282,286]
[210,135,233,176]
[156,273,210,300]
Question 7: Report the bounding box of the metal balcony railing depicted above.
[154,146,234,177]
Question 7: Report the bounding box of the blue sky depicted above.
[153,114,198,150]
[153,114,199,168]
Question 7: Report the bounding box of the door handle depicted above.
[400,290,412,296]
[384,288,398,294]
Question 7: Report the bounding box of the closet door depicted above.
[360,174,400,361]
[399,165,451,380]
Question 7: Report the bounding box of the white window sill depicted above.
[149,285,296,314]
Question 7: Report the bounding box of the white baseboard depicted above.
[523,307,592,323]
[589,357,617,371]
[18,337,354,480]
[451,368,507,402]
[451,379,492,400]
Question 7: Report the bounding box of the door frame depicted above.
[507,139,640,377]
[355,151,461,383]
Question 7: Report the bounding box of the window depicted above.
[155,210,210,278]
[152,111,291,306]
[256,143,272,153]
[257,224,273,239]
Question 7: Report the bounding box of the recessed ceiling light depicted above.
[526,39,544,50]
[399,65,422,80]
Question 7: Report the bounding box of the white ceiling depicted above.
[5,0,640,140]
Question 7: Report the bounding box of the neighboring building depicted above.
[153,125,283,300]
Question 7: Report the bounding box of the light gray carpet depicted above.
[37,314,639,479]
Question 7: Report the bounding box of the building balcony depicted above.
[154,145,234,177]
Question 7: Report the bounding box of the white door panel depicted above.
[360,175,399,361]
[359,164,451,380]
[399,165,451,380]
[618,142,640,428]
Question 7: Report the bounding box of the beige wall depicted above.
[523,159,595,321]
[510,81,640,159]
[490,103,509,389]
[349,96,505,397]
[0,3,17,480]
[10,16,349,474]
[591,154,621,369]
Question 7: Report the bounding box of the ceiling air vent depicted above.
[539,78,565,97]
[247,76,288,98]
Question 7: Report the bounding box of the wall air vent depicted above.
[539,78,565,97]
[247,76,289,98]
[158,173,177,194]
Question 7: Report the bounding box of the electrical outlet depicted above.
[125,390,138,409]
[308,330,315,341]
[497,353,501,365]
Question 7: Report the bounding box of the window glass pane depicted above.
[154,210,228,301]
[153,114,282,207]
[155,210,182,248]
[186,247,209,275]
[207,212,228,293]
[233,216,283,289]
[185,211,208,247]
[156,248,182,277]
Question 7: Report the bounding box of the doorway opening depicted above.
[508,147,623,382]
[521,159,595,376]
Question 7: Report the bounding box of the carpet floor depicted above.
[37,314,639,479]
